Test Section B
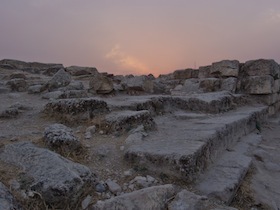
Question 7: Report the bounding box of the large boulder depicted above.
[91,184,176,210]
[241,59,280,77]
[210,60,240,77]
[121,75,154,93]
[44,68,71,91]
[44,123,81,151]
[89,74,114,94]
[0,182,24,210]
[66,66,98,76]
[0,59,29,69]
[0,142,97,207]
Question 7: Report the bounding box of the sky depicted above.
[0,0,280,76]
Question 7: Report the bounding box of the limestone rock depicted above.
[221,77,238,93]
[173,69,194,79]
[44,98,109,122]
[66,66,98,76]
[242,59,280,77]
[6,78,28,92]
[242,75,274,94]
[199,78,221,92]
[91,184,176,210]
[89,74,113,94]
[210,60,240,77]
[44,123,81,151]
[198,65,211,78]
[0,142,97,207]
[42,90,65,99]
[45,68,71,91]
[0,182,23,210]
[106,180,122,195]
[28,84,44,94]
[101,110,155,134]
[121,75,154,93]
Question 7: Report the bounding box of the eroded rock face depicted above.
[0,142,97,207]
[173,69,195,80]
[0,182,24,210]
[44,123,81,151]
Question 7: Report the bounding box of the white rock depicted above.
[82,195,92,210]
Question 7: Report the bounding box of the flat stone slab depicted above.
[90,184,176,210]
[104,91,245,115]
[100,110,155,133]
[195,133,262,204]
[125,106,268,182]
[0,142,97,207]
[43,97,109,123]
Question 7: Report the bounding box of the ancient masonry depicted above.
[0,58,280,209]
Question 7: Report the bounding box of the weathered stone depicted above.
[28,84,44,94]
[45,68,71,91]
[106,180,122,194]
[125,106,267,182]
[90,184,176,210]
[0,108,19,119]
[9,73,27,80]
[44,123,81,151]
[0,182,24,210]
[198,65,211,78]
[42,90,65,99]
[89,74,113,94]
[6,78,28,92]
[210,60,239,77]
[121,75,154,93]
[168,190,237,210]
[242,75,274,94]
[173,69,194,79]
[66,66,98,76]
[199,78,221,92]
[182,79,202,94]
[44,98,109,122]
[0,142,97,207]
[0,59,64,74]
[252,93,279,105]
[64,90,88,98]
[59,81,84,91]
[242,59,280,77]
[221,77,238,93]
[101,110,155,134]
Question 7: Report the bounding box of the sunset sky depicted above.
[1,1,280,75]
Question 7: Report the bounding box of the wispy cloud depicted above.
[106,44,149,75]
[266,9,280,23]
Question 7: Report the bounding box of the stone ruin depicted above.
[0,58,280,209]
